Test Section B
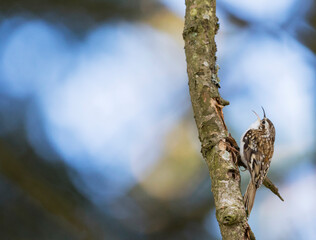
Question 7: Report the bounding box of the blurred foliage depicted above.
[299,0,316,54]
[0,1,208,239]
[0,0,164,33]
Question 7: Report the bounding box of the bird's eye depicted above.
[262,120,266,124]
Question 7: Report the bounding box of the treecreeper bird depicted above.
[240,107,275,217]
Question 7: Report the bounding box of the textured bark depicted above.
[183,0,254,239]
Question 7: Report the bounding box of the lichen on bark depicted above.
[183,0,254,239]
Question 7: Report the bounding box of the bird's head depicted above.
[252,107,275,140]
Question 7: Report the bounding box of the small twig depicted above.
[212,98,228,131]
[263,177,284,201]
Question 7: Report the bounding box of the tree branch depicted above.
[183,1,254,239]
[263,177,284,202]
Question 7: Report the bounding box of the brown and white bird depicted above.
[240,107,275,216]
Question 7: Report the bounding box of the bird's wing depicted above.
[242,129,266,188]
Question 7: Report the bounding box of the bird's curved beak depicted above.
[261,106,266,118]
[252,110,261,121]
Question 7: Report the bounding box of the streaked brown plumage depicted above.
[240,107,275,216]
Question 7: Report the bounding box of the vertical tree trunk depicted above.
[183,1,254,239]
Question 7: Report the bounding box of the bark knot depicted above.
[217,206,241,225]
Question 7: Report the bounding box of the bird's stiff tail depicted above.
[244,181,257,217]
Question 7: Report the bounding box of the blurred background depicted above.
[0,0,315,239]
